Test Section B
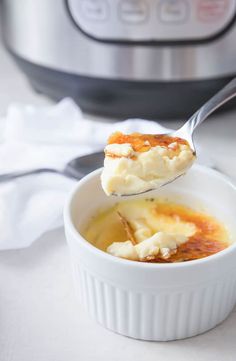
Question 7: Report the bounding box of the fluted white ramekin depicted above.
[64,165,236,341]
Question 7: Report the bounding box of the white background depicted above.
[0,27,236,361]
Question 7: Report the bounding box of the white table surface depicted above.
[0,33,236,361]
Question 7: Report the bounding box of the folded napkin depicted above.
[0,98,215,250]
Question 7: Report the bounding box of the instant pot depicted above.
[1,0,236,119]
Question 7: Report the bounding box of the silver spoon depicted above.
[108,77,236,196]
[1,77,236,184]
[170,77,236,152]
[0,151,104,182]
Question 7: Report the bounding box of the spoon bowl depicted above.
[108,77,236,196]
[0,151,105,183]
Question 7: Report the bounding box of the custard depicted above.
[83,198,230,263]
[101,132,195,196]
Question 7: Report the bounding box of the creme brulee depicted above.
[101,132,196,196]
[83,198,230,263]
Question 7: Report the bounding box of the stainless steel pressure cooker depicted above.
[1,0,236,119]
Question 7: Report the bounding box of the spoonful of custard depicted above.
[101,78,236,196]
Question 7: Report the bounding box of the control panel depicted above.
[67,0,236,42]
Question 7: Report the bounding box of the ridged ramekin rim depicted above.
[64,164,236,270]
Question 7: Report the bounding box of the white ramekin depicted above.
[64,165,236,341]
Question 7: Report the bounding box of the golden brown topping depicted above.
[149,202,228,263]
[107,132,189,153]
[117,212,137,245]
[83,199,229,264]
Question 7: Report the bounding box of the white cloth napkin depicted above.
[0,98,214,250]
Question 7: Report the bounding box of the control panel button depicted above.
[158,0,189,23]
[198,0,229,22]
[81,0,109,21]
[119,0,148,23]
[68,0,236,42]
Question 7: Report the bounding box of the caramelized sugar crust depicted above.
[149,203,228,263]
[107,132,189,153]
[84,200,229,264]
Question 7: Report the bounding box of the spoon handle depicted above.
[182,77,236,134]
[0,168,63,182]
